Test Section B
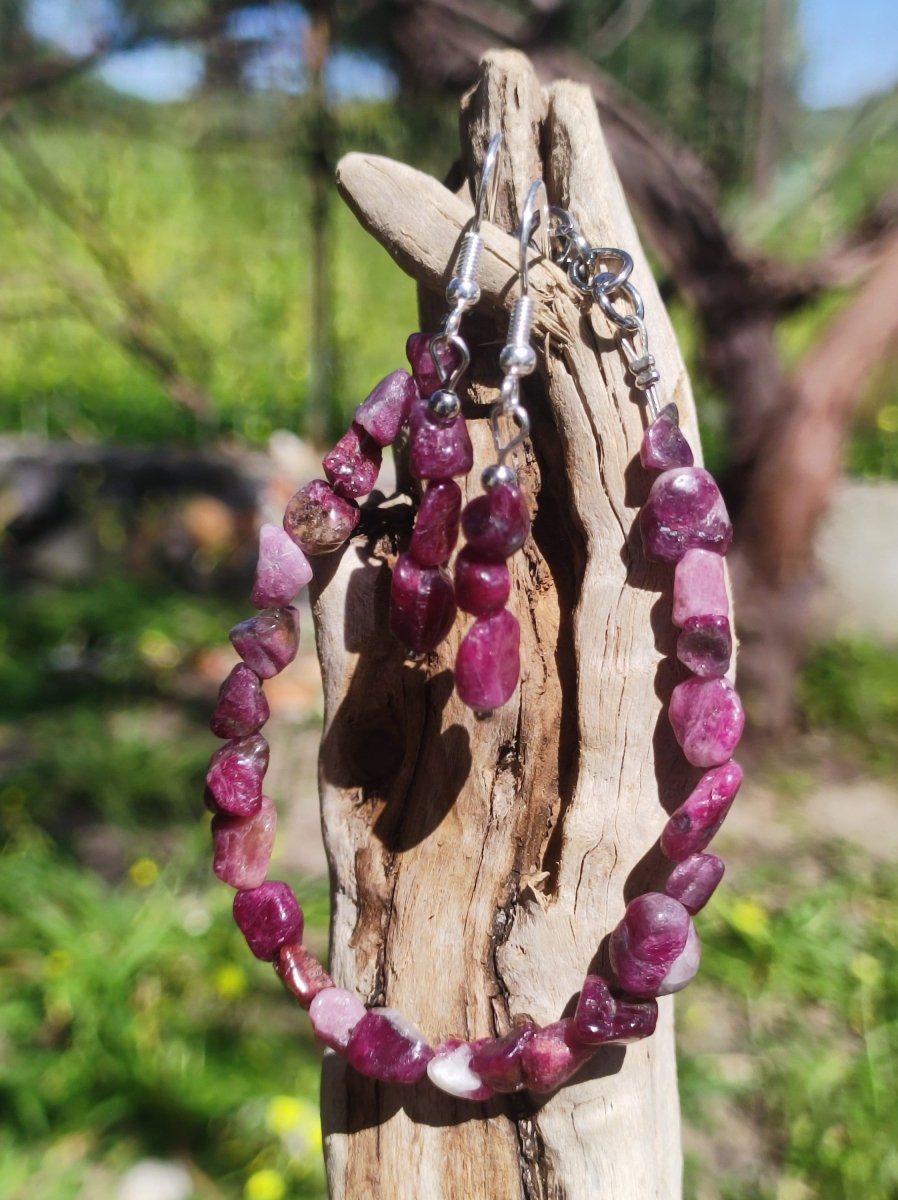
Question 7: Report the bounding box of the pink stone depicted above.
[574,975,659,1044]
[672,548,728,628]
[454,547,512,615]
[460,484,530,561]
[229,606,299,679]
[409,480,462,567]
[212,793,277,889]
[275,943,334,1008]
[346,1008,434,1084]
[639,467,733,563]
[205,734,269,817]
[661,760,743,861]
[657,920,701,995]
[283,479,360,555]
[323,421,383,499]
[455,609,521,711]
[309,987,366,1052]
[665,853,725,915]
[640,403,694,471]
[469,1022,537,1093]
[669,678,745,767]
[389,552,456,654]
[406,331,463,398]
[355,369,419,446]
[251,523,312,608]
[609,893,691,998]
[233,880,303,961]
[209,664,270,739]
[678,614,732,678]
[607,995,659,1042]
[520,1019,595,1093]
[408,397,473,481]
[427,1040,495,1101]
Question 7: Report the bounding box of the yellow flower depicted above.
[729,898,771,941]
[877,405,898,434]
[129,858,159,888]
[45,949,73,978]
[245,1168,286,1200]
[213,963,247,1000]
[850,952,882,988]
[266,1095,304,1136]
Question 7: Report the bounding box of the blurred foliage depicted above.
[799,638,898,772]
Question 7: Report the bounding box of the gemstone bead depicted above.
[677,614,732,678]
[346,1008,434,1084]
[309,987,366,1051]
[661,760,743,861]
[575,976,659,1044]
[460,484,530,561]
[388,552,456,654]
[657,921,701,995]
[609,995,659,1042]
[520,1019,595,1093]
[212,793,277,889]
[409,480,462,567]
[354,369,419,447]
[209,664,270,739]
[609,892,691,998]
[323,421,383,499]
[672,547,728,628]
[454,547,512,615]
[639,467,733,563]
[205,734,269,817]
[229,606,299,679]
[233,880,303,961]
[640,403,694,471]
[406,331,463,398]
[469,1022,537,1093]
[665,853,725,915]
[669,678,745,767]
[275,943,334,1008]
[408,397,473,481]
[283,479,360,555]
[456,609,521,711]
[251,523,313,608]
[427,1040,494,1101]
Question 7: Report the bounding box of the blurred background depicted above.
[1,2,897,1198]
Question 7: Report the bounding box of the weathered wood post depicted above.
[311,50,700,1198]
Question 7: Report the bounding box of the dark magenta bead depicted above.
[455,609,521,711]
[469,1022,537,1093]
[229,607,299,680]
[520,1019,595,1093]
[460,484,530,561]
[409,480,462,566]
[573,975,616,1043]
[640,403,694,471]
[609,893,691,997]
[209,664,270,739]
[233,880,303,961]
[639,467,733,563]
[346,1008,434,1084]
[454,547,511,615]
[677,614,732,678]
[354,369,419,447]
[323,421,383,499]
[669,677,745,767]
[406,331,463,398]
[664,853,725,915]
[388,552,456,654]
[205,734,269,817]
[610,996,659,1042]
[661,760,743,861]
[275,943,334,1008]
[283,479,360,555]
[408,397,473,481]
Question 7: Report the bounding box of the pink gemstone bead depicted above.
[427,1040,495,1101]
[205,734,269,817]
[388,552,456,654]
[661,760,743,860]
[669,677,745,767]
[573,975,616,1042]
[665,853,725,915]
[323,421,383,499]
[657,921,701,995]
[409,480,462,567]
[456,609,521,711]
[639,467,733,563]
[233,880,303,961]
[640,403,694,471]
[460,483,530,561]
[251,523,312,608]
[406,331,463,398]
[212,793,277,889]
[521,1019,595,1093]
[454,547,512,616]
[609,995,660,1042]
[672,547,728,627]
[275,943,334,1008]
[283,479,360,555]
[309,987,366,1052]
[408,397,473,481]
[354,369,419,446]
[609,892,691,998]
[469,1022,537,1093]
[209,664,270,739]
[229,606,299,679]
[678,614,732,678]
[346,1008,434,1084]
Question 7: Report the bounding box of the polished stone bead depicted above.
[520,1019,595,1093]
[408,397,473,481]
[665,853,725,915]
[354,369,419,446]
[609,892,691,997]
[409,480,462,566]
[229,606,299,679]
[205,734,269,817]
[209,664,270,739]
[251,522,313,608]
[460,483,530,561]
[639,467,733,563]
[678,614,732,678]
[323,421,383,499]
[672,547,728,628]
[640,404,694,471]
[389,552,457,654]
[233,880,303,961]
[609,995,659,1042]
[454,547,512,616]
[469,1022,537,1093]
[573,975,616,1043]
[669,678,745,767]
[427,1040,494,1101]
[309,987,366,1052]
[455,609,521,711]
[212,793,277,889]
[406,331,463,398]
[275,943,334,1008]
[283,479,360,555]
[657,920,701,995]
[661,760,743,861]
[346,1008,434,1084]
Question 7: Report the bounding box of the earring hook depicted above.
[519,179,549,298]
[472,132,503,233]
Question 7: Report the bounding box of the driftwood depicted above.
[310,51,706,1198]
